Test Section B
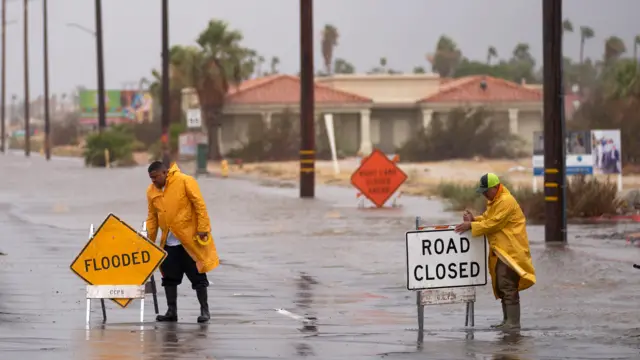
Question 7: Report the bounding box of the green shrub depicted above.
[398,107,526,162]
[436,175,623,223]
[83,126,135,167]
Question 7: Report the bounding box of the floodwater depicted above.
[1,153,640,359]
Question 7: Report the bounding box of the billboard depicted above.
[532,129,621,176]
[79,90,152,125]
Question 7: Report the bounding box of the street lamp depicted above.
[66,17,105,134]
[66,22,96,37]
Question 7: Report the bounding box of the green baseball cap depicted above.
[476,173,500,193]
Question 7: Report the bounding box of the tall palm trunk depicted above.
[203,106,222,160]
[579,37,585,64]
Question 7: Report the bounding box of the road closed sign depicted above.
[70,214,167,307]
[406,227,487,291]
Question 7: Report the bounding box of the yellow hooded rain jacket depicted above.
[146,163,219,274]
[471,185,536,299]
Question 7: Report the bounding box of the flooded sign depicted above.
[405,227,487,290]
[350,148,408,208]
[70,214,166,307]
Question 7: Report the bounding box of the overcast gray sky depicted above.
[3,0,638,97]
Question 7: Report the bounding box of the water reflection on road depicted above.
[0,154,639,359]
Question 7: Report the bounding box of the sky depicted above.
[2,0,639,97]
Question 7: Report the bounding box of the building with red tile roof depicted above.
[182,73,544,156]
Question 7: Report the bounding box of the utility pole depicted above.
[542,0,567,243]
[94,0,106,132]
[299,0,315,198]
[42,0,50,160]
[0,0,5,154]
[161,0,170,166]
[23,0,29,156]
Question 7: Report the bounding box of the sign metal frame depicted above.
[411,217,480,344]
[70,213,166,308]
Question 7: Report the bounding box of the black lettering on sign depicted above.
[447,263,458,278]
[122,254,131,266]
[422,240,431,255]
[435,264,445,279]
[471,262,480,277]
[413,265,423,281]
[434,238,444,254]
[446,238,457,254]
[82,251,154,272]
[459,262,468,278]
[422,262,481,281]
[460,237,470,253]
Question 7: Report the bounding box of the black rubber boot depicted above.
[490,302,507,328]
[501,304,521,330]
[156,286,178,322]
[196,288,210,323]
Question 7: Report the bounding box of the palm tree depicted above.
[270,56,280,75]
[380,57,387,71]
[579,26,595,64]
[486,46,497,65]
[604,36,626,65]
[562,19,574,34]
[166,20,254,160]
[321,24,339,75]
[430,35,462,77]
[333,58,355,74]
[257,55,265,76]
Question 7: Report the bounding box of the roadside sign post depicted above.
[409,217,487,342]
[532,129,622,192]
[351,149,407,208]
[71,214,166,325]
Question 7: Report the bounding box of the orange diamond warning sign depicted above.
[350,149,408,208]
[70,214,167,308]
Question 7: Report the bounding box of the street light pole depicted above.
[542,0,567,243]
[94,0,106,132]
[23,0,29,156]
[1,0,6,154]
[161,0,170,166]
[299,0,315,198]
[42,0,50,160]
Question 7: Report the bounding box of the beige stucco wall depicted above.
[316,74,442,103]
[369,109,420,153]
[517,111,542,148]
[220,114,261,154]
[331,113,360,155]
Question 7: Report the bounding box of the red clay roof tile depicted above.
[419,75,542,103]
[225,74,372,105]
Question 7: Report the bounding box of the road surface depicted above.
[0,153,639,359]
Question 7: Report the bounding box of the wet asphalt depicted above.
[1,153,640,359]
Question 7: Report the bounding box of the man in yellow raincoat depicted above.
[454,173,535,330]
[146,161,219,323]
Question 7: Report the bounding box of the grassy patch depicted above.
[436,175,624,223]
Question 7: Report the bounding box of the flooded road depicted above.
[1,153,640,359]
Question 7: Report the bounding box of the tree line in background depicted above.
[38,18,631,167]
